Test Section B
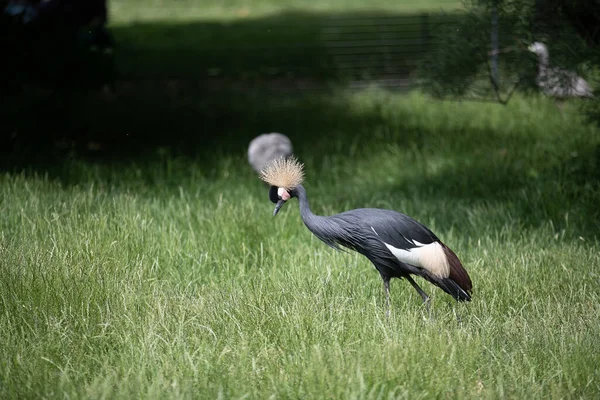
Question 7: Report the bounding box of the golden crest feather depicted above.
[259,157,304,189]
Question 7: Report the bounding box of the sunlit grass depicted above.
[1,88,600,398]
[109,0,464,24]
[107,0,465,81]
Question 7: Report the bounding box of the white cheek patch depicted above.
[277,187,291,201]
[383,241,450,278]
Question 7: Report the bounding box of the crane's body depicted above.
[528,42,594,99]
[260,158,473,311]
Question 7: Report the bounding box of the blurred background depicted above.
[1,0,600,240]
[1,0,598,165]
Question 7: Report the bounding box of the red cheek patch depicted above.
[281,190,291,201]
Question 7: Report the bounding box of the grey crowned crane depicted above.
[528,42,594,99]
[260,157,472,312]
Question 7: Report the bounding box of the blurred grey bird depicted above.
[248,133,293,174]
[260,157,472,314]
[528,42,594,99]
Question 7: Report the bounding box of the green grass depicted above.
[107,0,466,81]
[1,0,599,397]
[110,0,464,23]
[2,88,600,398]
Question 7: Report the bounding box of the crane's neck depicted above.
[293,185,350,251]
[293,184,329,238]
[294,184,316,220]
[537,52,549,72]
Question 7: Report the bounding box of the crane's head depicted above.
[528,41,548,57]
[259,156,304,216]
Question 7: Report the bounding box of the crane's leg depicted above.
[405,275,430,312]
[382,277,391,317]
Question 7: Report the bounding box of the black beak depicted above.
[273,200,286,216]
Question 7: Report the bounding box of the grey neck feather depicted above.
[294,185,364,252]
[294,184,316,223]
[537,52,549,72]
[294,184,333,242]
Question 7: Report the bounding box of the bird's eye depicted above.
[268,186,279,204]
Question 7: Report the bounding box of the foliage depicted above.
[420,10,491,98]
[420,0,600,113]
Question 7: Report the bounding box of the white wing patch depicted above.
[383,241,450,279]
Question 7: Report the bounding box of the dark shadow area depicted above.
[1,8,462,162]
[111,10,459,81]
[1,7,598,237]
[1,0,115,93]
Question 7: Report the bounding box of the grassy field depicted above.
[2,88,600,398]
[107,0,467,82]
[109,0,464,23]
[2,0,600,398]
